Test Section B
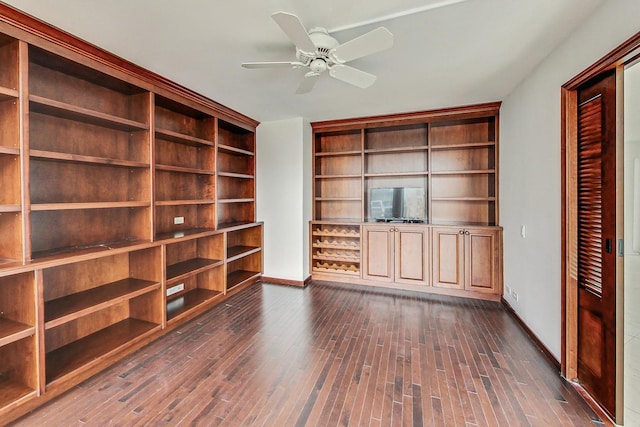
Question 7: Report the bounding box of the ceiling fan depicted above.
[242,12,393,94]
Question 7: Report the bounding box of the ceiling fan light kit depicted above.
[242,11,393,94]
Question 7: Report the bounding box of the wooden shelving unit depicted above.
[154,95,216,237]
[217,120,255,229]
[28,46,152,260]
[310,104,502,298]
[42,248,162,384]
[430,117,497,226]
[0,34,21,264]
[165,233,225,323]
[0,272,37,409]
[311,223,361,276]
[0,8,262,423]
[225,224,263,291]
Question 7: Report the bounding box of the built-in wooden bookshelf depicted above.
[42,248,163,384]
[154,95,216,237]
[226,224,263,291]
[0,6,262,424]
[310,104,502,300]
[165,233,225,323]
[0,271,37,410]
[217,120,256,229]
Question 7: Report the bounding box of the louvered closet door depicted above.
[576,70,617,417]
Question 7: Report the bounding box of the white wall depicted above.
[500,0,640,359]
[256,117,312,282]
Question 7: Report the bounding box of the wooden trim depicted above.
[563,31,640,90]
[311,273,501,301]
[311,102,502,131]
[501,298,561,370]
[561,87,579,380]
[0,3,259,129]
[262,276,312,288]
[570,382,617,427]
[615,64,625,420]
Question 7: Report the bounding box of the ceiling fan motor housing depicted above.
[296,27,339,67]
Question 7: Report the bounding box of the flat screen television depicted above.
[369,187,426,222]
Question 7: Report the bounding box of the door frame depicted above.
[561,32,640,422]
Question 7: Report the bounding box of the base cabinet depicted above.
[362,225,428,286]
[432,227,501,294]
[313,221,501,299]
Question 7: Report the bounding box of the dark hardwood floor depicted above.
[13,281,602,426]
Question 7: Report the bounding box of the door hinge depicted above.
[618,239,624,257]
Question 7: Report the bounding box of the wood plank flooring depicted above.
[12,281,603,426]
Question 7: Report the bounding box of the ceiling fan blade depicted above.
[271,12,316,54]
[329,64,376,89]
[296,72,320,94]
[242,61,302,69]
[330,27,393,63]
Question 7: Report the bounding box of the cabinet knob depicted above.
[464,230,470,235]
[394,227,399,232]
[459,230,464,235]
[390,227,395,232]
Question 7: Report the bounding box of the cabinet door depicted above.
[465,228,500,293]
[362,225,393,281]
[432,227,465,289]
[394,226,428,285]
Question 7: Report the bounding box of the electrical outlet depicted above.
[512,291,519,302]
[520,225,526,238]
[173,216,185,225]
[167,283,185,297]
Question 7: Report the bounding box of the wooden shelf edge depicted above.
[45,319,160,386]
[217,171,254,179]
[216,222,263,232]
[430,141,495,150]
[166,257,224,284]
[0,204,20,213]
[44,279,161,329]
[217,144,254,156]
[315,197,361,202]
[227,270,261,290]
[154,228,218,242]
[364,172,429,178]
[0,319,35,347]
[312,232,361,238]
[0,379,36,414]
[431,169,496,175]
[312,255,361,262]
[30,150,149,168]
[30,239,154,264]
[312,267,360,276]
[166,288,223,323]
[0,85,19,99]
[30,95,149,131]
[315,150,361,157]
[315,174,361,180]
[217,198,254,204]
[155,127,214,147]
[312,243,360,250]
[226,246,261,263]
[31,201,150,211]
[155,200,215,207]
[155,164,215,175]
[0,146,19,155]
[364,146,428,154]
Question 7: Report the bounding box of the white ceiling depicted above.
[3,0,604,123]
